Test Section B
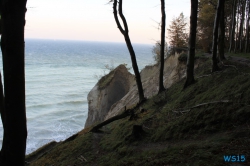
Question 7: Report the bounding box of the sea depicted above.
[0,39,154,154]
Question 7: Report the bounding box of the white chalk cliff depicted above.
[85,53,203,127]
[84,64,134,128]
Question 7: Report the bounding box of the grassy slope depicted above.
[26,58,250,166]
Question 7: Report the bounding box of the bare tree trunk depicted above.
[245,0,250,53]
[239,0,246,52]
[229,0,237,53]
[212,0,224,72]
[0,0,27,165]
[0,72,5,130]
[0,20,2,35]
[234,2,240,53]
[0,2,2,35]
[158,0,166,93]
[218,2,226,60]
[184,0,198,89]
[113,0,145,103]
[0,72,7,165]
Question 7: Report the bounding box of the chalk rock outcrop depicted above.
[104,53,202,120]
[84,64,134,128]
[85,52,204,127]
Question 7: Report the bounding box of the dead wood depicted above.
[172,100,232,114]
[90,100,147,132]
[90,107,133,132]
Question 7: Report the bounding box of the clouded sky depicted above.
[26,0,190,44]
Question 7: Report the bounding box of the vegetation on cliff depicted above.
[26,57,250,166]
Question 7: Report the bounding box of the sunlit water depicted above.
[0,39,154,154]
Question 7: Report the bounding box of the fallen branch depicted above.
[78,155,87,162]
[196,71,223,79]
[142,124,153,130]
[196,74,212,78]
[221,61,250,76]
[172,100,232,114]
[90,107,133,132]
[221,61,239,71]
[90,99,147,132]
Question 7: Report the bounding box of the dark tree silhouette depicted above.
[245,0,250,53]
[234,2,240,53]
[158,0,166,93]
[229,0,237,53]
[112,0,145,102]
[212,0,224,72]
[218,2,226,60]
[199,0,250,53]
[239,0,246,52]
[184,0,198,89]
[0,0,27,165]
[0,72,4,129]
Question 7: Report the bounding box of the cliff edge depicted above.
[85,53,203,127]
[104,53,193,120]
[84,64,134,128]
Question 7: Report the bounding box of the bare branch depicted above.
[118,0,129,33]
[172,100,232,114]
[113,0,125,34]
[105,0,113,5]
[90,107,134,132]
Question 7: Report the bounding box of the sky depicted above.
[26,0,190,45]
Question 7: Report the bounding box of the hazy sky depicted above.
[26,0,190,44]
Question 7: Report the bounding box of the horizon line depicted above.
[25,38,154,46]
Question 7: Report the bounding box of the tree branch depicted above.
[90,100,147,132]
[113,0,125,34]
[118,0,129,33]
[90,107,134,132]
[172,100,232,114]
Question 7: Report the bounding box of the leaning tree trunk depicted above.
[158,0,166,93]
[212,0,224,72]
[184,0,198,89]
[113,0,145,103]
[0,0,27,165]
[218,2,226,60]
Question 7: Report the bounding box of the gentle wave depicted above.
[27,100,87,109]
